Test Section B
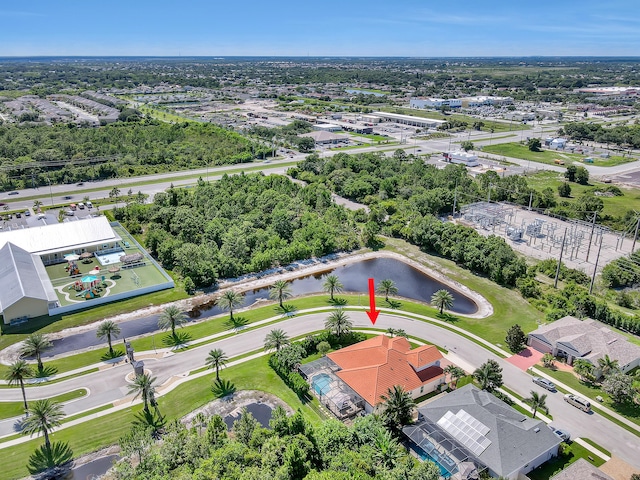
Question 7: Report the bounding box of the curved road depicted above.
[1,310,639,469]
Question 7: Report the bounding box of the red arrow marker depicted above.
[366,278,380,324]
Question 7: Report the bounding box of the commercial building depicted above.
[0,216,173,324]
[410,98,462,109]
[299,130,349,145]
[528,316,640,374]
[460,96,514,107]
[312,123,342,132]
[575,86,640,102]
[369,112,447,129]
[404,385,561,479]
[444,151,480,167]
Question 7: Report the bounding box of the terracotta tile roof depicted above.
[327,335,444,407]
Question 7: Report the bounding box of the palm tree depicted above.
[322,274,343,301]
[525,390,548,418]
[5,360,33,413]
[109,186,121,204]
[205,348,228,381]
[597,354,619,378]
[473,360,503,392]
[22,399,65,452]
[157,305,187,337]
[264,328,289,352]
[444,365,466,389]
[33,199,43,212]
[324,309,353,338]
[377,279,398,302]
[431,289,454,315]
[217,290,245,321]
[21,333,52,371]
[573,359,595,381]
[127,373,158,415]
[96,320,121,356]
[378,385,415,434]
[268,280,293,308]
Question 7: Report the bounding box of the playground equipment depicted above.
[66,262,80,276]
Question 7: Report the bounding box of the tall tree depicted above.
[109,186,121,204]
[322,274,343,301]
[217,290,245,321]
[264,328,290,352]
[22,399,65,452]
[269,280,293,308]
[5,360,33,413]
[443,365,466,389]
[20,333,52,371]
[378,385,415,435]
[377,279,398,302]
[205,348,228,381]
[602,372,633,404]
[157,305,187,337]
[597,354,619,378]
[573,359,595,381]
[324,309,353,339]
[96,320,121,356]
[430,289,454,315]
[473,359,503,392]
[127,373,158,415]
[524,390,548,418]
[505,324,528,353]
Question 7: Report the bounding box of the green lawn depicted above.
[0,389,86,421]
[528,441,605,480]
[483,142,635,167]
[0,354,322,480]
[526,170,640,219]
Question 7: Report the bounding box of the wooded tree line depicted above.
[0,122,269,190]
[111,407,440,480]
[116,173,362,287]
[562,122,640,149]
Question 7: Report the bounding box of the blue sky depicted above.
[1,0,639,57]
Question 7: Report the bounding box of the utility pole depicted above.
[452,183,458,216]
[633,215,640,253]
[528,191,533,211]
[487,184,492,203]
[585,212,597,262]
[589,238,603,295]
[554,228,568,289]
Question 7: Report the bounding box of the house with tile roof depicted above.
[528,316,640,374]
[404,385,562,480]
[300,335,448,415]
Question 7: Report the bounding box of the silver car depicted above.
[532,376,555,391]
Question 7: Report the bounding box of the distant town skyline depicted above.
[1,0,639,57]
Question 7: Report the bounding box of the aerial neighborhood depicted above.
[1,3,640,480]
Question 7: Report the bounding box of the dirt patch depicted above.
[181,390,293,430]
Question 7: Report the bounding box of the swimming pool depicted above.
[416,445,458,478]
[95,251,125,266]
[312,373,332,395]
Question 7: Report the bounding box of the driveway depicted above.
[506,347,543,371]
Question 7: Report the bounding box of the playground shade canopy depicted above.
[65,254,80,261]
[81,275,98,283]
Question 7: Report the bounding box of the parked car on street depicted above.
[564,394,591,412]
[532,377,556,391]
[547,425,570,442]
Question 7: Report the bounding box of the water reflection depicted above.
[43,257,476,357]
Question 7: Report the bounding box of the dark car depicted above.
[8,191,19,195]
[16,213,21,218]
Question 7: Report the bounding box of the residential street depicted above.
[2,310,639,469]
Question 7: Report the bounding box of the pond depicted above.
[61,454,118,479]
[41,257,477,357]
[223,403,273,430]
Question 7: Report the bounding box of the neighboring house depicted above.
[404,385,562,480]
[550,459,614,480]
[528,316,640,374]
[0,243,59,324]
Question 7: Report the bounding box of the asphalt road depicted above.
[2,311,639,468]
